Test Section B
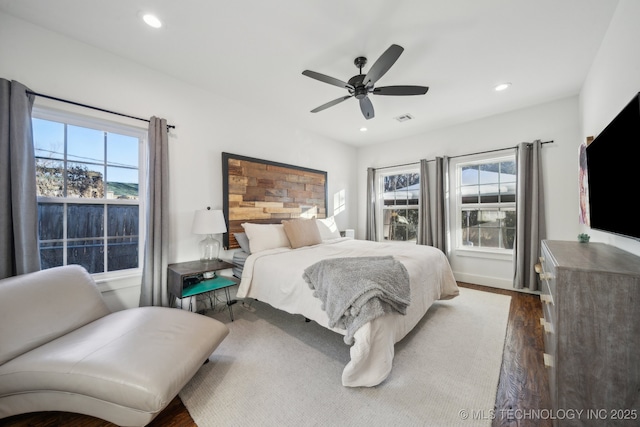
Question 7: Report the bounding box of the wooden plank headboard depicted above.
[222,152,327,249]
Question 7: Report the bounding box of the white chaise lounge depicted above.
[0,265,229,426]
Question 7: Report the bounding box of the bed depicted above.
[235,219,459,387]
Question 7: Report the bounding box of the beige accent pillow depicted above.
[241,223,290,253]
[282,219,323,249]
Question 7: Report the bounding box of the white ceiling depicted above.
[0,0,619,146]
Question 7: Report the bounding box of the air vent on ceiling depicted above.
[395,113,414,122]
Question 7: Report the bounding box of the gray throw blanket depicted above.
[303,256,410,345]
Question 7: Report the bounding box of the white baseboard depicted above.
[453,271,540,295]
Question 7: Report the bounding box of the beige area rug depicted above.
[179,287,511,427]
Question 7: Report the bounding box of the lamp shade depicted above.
[191,208,227,235]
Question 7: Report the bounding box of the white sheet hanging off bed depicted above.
[236,237,459,387]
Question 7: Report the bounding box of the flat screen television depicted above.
[586,92,640,240]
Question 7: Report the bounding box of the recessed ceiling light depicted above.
[494,82,511,92]
[360,127,368,132]
[142,13,163,28]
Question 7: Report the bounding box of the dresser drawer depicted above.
[539,276,555,312]
[544,350,557,410]
[539,247,557,319]
[541,301,556,356]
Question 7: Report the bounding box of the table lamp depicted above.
[191,207,227,262]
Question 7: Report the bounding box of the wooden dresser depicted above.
[539,240,640,425]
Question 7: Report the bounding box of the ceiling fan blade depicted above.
[302,70,354,90]
[373,85,429,96]
[359,96,374,120]
[362,44,404,87]
[310,95,353,113]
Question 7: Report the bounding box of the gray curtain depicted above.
[140,117,170,306]
[365,167,377,241]
[417,159,432,246]
[0,79,40,279]
[433,156,448,252]
[513,141,546,290]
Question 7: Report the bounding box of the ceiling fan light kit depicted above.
[302,44,429,120]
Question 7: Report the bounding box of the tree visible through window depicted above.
[457,157,516,250]
[33,113,144,274]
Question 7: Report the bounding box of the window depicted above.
[33,109,146,275]
[456,155,516,251]
[378,170,419,242]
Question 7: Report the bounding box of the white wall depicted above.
[4,0,637,301]
[0,12,357,309]
[579,0,640,256]
[356,96,581,289]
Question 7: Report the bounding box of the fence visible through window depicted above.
[33,114,143,274]
[458,158,516,250]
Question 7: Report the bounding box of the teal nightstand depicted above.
[168,259,238,320]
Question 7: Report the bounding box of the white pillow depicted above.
[241,223,290,253]
[316,216,341,240]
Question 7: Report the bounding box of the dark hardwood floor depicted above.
[462,283,552,427]
[2,283,550,427]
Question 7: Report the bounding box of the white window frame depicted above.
[32,106,147,280]
[376,165,420,243]
[452,152,516,259]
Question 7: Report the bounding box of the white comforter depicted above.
[236,238,459,387]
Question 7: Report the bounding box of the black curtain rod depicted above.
[373,139,554,171]
[26,90,175,130]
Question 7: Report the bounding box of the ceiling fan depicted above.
[302,44,429,120]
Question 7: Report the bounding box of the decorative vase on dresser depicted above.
[538,240,640,426]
